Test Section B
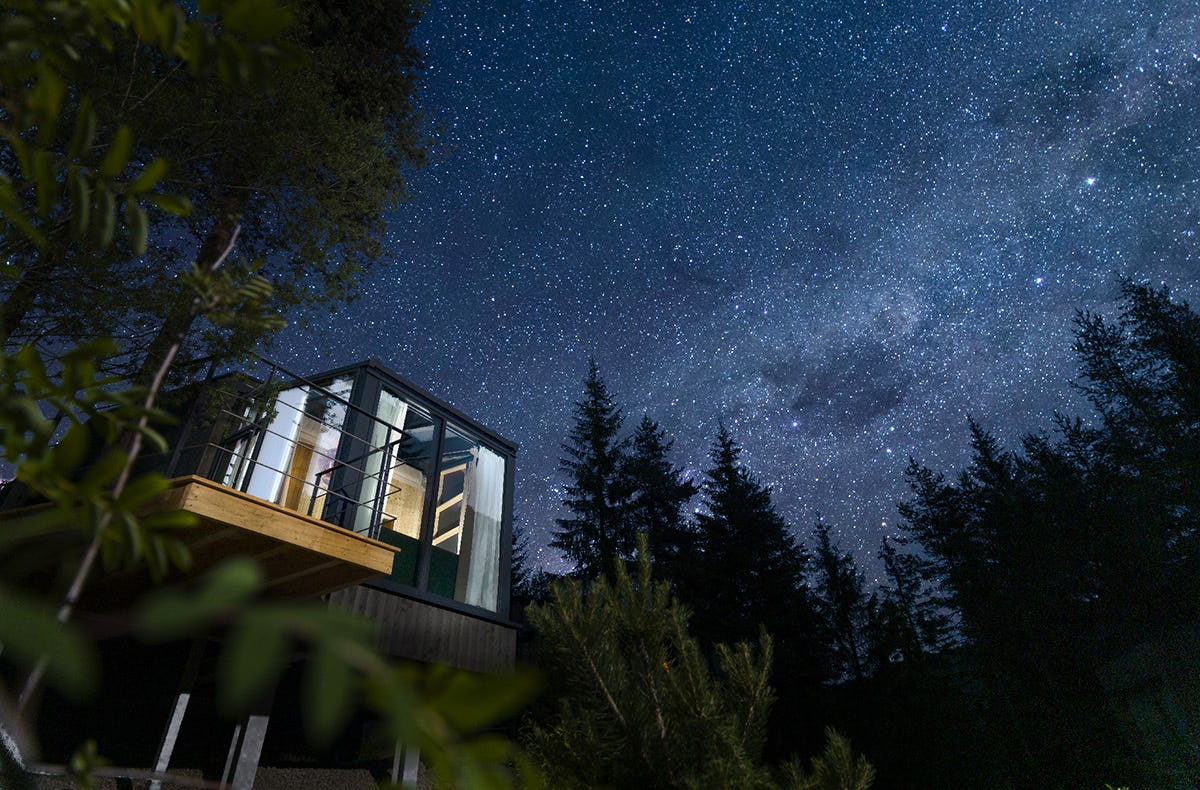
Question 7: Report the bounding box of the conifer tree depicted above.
[511,520,555,605]
[620,415,698,587]
[894,284,1200,786]
[868,537,951,666]
[524,541,778,789]
[810,520,873,681]
[551,360,632,581]
[686,426,807,650]
[510,519,533,601]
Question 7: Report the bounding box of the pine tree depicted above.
[524,541,778,789]
[511,519,532,602]
[511,520,556,605]
[868,537,951,667]
[782,727,877,790]
[686,426,807,650]
[620,416,698,587]
[810,519,873,681]
[551,360,632,581]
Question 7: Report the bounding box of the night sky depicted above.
[278,0,1200,575]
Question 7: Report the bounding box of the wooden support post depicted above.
[390,740,421,788]
[148,639,205,790]
[220,713,270,790]
[231,715,270,790]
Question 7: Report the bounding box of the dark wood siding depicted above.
[328,586,517,673]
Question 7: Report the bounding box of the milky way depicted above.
[277,0,1200,576]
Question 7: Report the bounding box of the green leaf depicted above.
[99,125,134,179]
[130,0,158,41]
[0,585,98,700]
[137,557,264,640]
[68,167,91,237]
[120,512,149,563]
[179,22,214,76]
[50,423,90,475]
[32,148,57,217]
[5,133,31,181]
[95,185,116,248]
[428,666,541,733]
[0,179,45,247]
[157,5,185,53]
[128,157,168,194]
[68,98,96,159]
[139,510,200,531]
[223,0,292,42]
[116,471,170,509]
[364,670,422,745]
[219,612,289,715]
[126,198,148,254]
[163,538,194,571]
[303,640,355,747]
[148,534,170,580]
[80,448,127,491]
[146,193,193,216]
[30,65,66,144]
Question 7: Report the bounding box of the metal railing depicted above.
[163,357,427,541]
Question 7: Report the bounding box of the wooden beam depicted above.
[160,476,396,576]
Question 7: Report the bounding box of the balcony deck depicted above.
[140,475,398,598]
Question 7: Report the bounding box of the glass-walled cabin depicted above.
[169,360,515,616]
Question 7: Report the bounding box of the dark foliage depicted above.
[895,282,1200,787]
[2,0,430,380]
[551,360,633,581]
[684,426,809,650]
[619,415,698,588]
[809,520,873,682]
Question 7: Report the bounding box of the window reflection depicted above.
[224,377,352,517]
[372,393,436,586]
[214,369,509,612]
[429,424,506,611]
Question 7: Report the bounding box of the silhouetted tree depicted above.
[551,360,632,581]
[620,415,698,588]
[3,0,430,385]
[867,537,951,667]
[685,426,808,651]
[895,284,1200,787]
[809,520,873,682]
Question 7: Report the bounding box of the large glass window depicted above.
[222,377,353,516]
[213,367,510,613]
[370,393,436,586]
[428,424,506,612]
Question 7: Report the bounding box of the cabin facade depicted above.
[16,358,519,788]
[158,357,518,647]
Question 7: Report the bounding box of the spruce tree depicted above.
[620,415,698,587]
[868,537,951,667]
[524,542,778,789]
[686,426,807,649]
[810,520,873,681]
[551,360,632,581]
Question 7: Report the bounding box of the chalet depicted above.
[11,358,518,788]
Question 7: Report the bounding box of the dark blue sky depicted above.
[279,0,1200,576]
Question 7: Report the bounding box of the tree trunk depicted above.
[133,192,246,387]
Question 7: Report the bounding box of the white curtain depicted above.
[353,391,408,534]
[461,447,505,611]
[245,386,308,504]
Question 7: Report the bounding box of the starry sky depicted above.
[278,0,1200,575]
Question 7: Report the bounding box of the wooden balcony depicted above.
[137,475,399,598]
